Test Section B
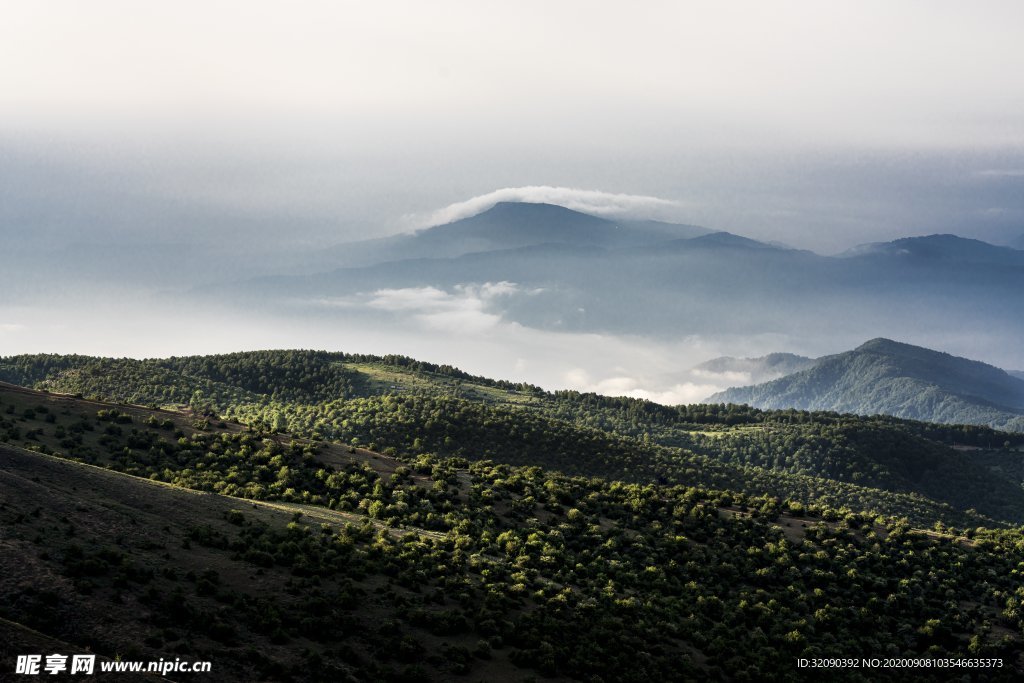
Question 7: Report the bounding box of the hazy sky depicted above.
[3,1,1024,252]
[5,1,1024,145]
[3,2,1024,396]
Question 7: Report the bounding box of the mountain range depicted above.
[221,202,1024,361]
[322,202,713,266]
[710,338,1024,431]
[840,233,1024,265]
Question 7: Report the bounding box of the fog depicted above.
[3,2,1024,401]
[5,142,1024,255]
[0,288,815,404]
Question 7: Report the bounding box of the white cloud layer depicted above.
[408,186,684,229]
[0,284,823,408]
[562,369,723,405]
[365,283,522,333]
[690,368,755,386]
[304,282,774,405]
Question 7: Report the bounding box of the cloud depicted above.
[562,369,723,405]
[301,285,802,406]
[630,383,725,405]
[363,282,524,334]
[690,368,754,385]
[407,186,684,229]
[304,284,734,404]
[366,286,455,313]
[0,323,26,333]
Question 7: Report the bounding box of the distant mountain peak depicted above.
[709,339,1024,430]
[856,338,919,353]
[841,234,1024,265]
[471,201,604,222]
[684,231,779,250]
[423,200,611,233]
[396,199,720,255]
[311,200,718,270]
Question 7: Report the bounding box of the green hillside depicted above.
[2,380,1024,680]
[4,351,1024,528]
[710,338,1024,431]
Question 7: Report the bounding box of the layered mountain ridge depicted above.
[710,338,1024,431]
[224,202,1024,360]
[321,201,713,267]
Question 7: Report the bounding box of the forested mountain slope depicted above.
[4,350,1024,528]
[711,338,1024,431]
[2,377,1024,680]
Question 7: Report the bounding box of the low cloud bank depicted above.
[309,283,779,405]
[366,282,527,334]
[2,282,795,407]
[562,369,723,405]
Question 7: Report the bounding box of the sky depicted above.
[4,1,1024,249]
[3,1,1024,398]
